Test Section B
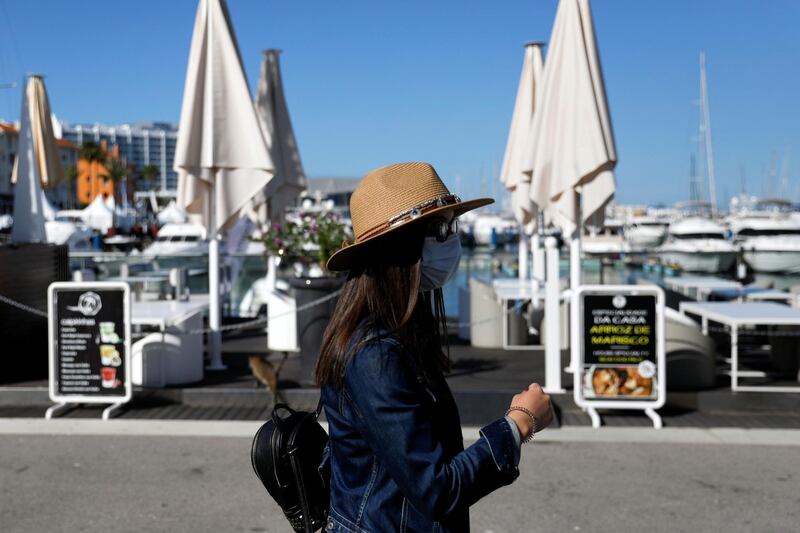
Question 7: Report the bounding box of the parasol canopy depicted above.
[11,75,62,243]
[254,49,306,223]
[500,42,545,227]
[524,0,616,237]
[175,0,274,232]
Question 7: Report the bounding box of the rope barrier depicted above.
[0,293,49,318]
[184,289,345,335]
[4,290,800,337]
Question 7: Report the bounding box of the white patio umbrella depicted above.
[11,75,63,243]
[524,0,616,290]
[254,49,306,224]
[499,42,545,281]
[175,0,274,369]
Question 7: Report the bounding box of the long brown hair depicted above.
[314,224,449,388]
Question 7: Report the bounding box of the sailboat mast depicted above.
[699,51,717,216]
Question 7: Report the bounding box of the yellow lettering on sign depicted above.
[590,336,650,345]
[589,325,633,335]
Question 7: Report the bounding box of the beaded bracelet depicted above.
[505,406,537,443]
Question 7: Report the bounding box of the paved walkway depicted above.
[1,426,797,533]
[3,417,800,445]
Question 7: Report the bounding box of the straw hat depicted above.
[327,162,493,271]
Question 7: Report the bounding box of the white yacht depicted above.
[624,216,669,250]
[583,218,624,257]
[142,223,208,257]
[461,213,519,247]
[656,217,738,273]
[45,213,94,249]
[730,202,800,273]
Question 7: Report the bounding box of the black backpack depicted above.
[251,400,330,532]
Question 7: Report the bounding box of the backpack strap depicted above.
[287,411,318,533]
[314,396,323,417]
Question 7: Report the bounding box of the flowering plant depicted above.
[260,210,350,275]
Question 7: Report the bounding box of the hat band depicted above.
[357,193,461,242]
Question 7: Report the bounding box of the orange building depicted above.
[76,140,118,206]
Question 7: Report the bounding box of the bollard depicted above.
[169,268,189,301]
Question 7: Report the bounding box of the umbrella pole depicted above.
[566,190,582,375]
[207,174,226,370]
[531,232,542,307]
[518,225,529,281]
[570,190,582,290]
[543,236,565,393]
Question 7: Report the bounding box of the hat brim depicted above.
[326,197,494,272]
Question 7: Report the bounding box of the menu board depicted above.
[574,286,665,409]
[48,282,131,404]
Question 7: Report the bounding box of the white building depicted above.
[59,121,178,197]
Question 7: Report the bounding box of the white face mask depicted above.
[420,233,461,292]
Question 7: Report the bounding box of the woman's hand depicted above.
[507,383,553,440]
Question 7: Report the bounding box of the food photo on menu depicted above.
[582,362,657,399]
[97,323,123,389]
[97,321,121,344]
[100,366,122,389]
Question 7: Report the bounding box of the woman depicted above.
[316,162,553,532]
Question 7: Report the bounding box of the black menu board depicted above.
[577,289,662,404]
[48,283,131,403]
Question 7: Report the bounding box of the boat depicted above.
[624,215,669,250]
[729,200,800,273]
[656,216,738,273]
[104,234,140,252]
[45,212,94,249]
[461,213,519,247]
[583,217,624,258]
[142,222,208,257]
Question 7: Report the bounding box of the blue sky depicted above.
[1,0,798,207]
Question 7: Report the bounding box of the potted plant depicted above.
[259,210,350,384]
[260,209,350,278]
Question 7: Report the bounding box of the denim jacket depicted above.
[320,326,520,532]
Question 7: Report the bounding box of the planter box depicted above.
[288,276,344,386]
[0,243,69,383]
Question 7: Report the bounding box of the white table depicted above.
[108,275,170,301]
[491,279,568,350]
[700,286,798,306]
[744,290,798,306]
[679,301,800,393]
[663,276,742,300]
[131,296,209,330]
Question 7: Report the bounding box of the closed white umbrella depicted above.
[254,49,306,223]
[175,0,274,369]
[499,42,545,281]
[525,0,616,288]
[11,75,62,243]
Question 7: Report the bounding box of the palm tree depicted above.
[64,164,78,208]
[104,158,127,203]
[79,141,105,164]
[140,164,160,191]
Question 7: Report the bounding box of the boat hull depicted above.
[742,250,800,273]
[625,229,666,249]
[658,251,737,273]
